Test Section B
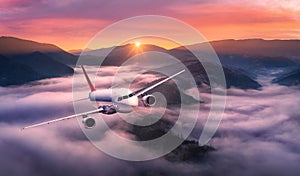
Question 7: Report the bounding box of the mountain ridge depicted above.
[0,37,75,86]
[1,36,299,88]
[181,38,300,60]
[0,36,78,65]
[272,68,300,86]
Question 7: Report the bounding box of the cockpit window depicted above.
[123,95,128,99]
[117,97,122,101]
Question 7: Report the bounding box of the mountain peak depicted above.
[0,36,61,55]
[0,36,77,86]
[0,36,77,65]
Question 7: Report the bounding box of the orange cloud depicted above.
[170,1,300,41]
[1,18,110,50]
[1,0,299,50]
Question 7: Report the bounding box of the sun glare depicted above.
[135,41,141,47]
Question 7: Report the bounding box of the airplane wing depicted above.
[125,69,185,98]
[22,108,103,130]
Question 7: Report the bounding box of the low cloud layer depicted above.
[0,66,300,176]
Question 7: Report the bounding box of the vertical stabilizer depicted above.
[81,65,96,92]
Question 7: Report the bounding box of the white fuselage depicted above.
[89,88,139,113]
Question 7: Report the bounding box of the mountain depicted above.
[2,37,298,88]
[168,48,262,89]
[0,36,77,65]
[174,39,300,86]
[176,39,300,77]
[187,61,262,89]
[0,37,75,86]
[185,39,300,60]
[11,51,74,78]
[81,43,261,89]
[79,44,168,66]
[0,55,41,86]
[76,46,114,56]
[272,68,300,86]
[69,48,92,55]
[216,55,297,76]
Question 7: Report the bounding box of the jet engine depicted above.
[142,95,156,106]
[82,117,96,129]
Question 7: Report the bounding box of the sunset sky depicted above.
[1,0,299,51]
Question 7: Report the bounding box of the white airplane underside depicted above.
[22,65,185,130]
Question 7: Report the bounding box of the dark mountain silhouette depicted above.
[0,36,77,65]
[188,62,262,89]
[0,55,41,86]
[68,48,92,55]
[216,55,296,75]
[11,52,74,77]
[173,39,300,86]
[0,36,75,86]
[272,68,300,86]
[101,44,167,66]
[174,40,299,77]
[75,34,300,63]
[81,43,262,89]
[2,37,299,88]
[185,39,300,60]
[75,44,167,65]
[168,48,262,89]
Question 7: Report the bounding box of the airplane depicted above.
[22,65,185,130]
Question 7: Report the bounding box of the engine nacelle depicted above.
[142,95,156,106]
[82,117,96,129]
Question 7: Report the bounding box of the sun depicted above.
[135,41,141,47]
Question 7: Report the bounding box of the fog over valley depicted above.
[0,65,300,176]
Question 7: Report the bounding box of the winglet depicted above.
[81,65,96,92]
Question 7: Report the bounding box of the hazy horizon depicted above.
[1,0,299,50]
[3,35,300,52]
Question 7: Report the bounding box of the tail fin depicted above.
[81,65,96,92]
